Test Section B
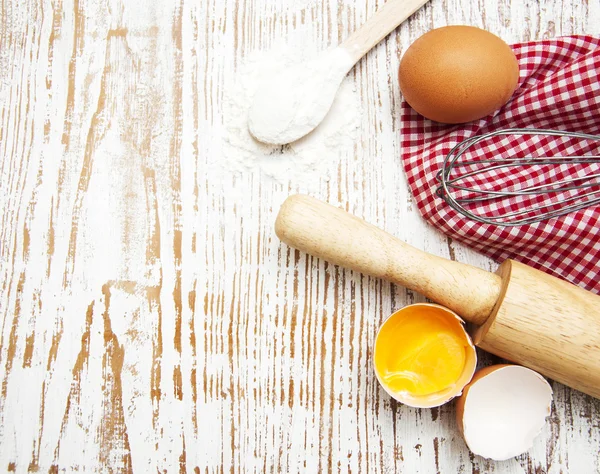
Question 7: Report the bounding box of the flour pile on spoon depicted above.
[248,47,355,145]
[220,46,360,187]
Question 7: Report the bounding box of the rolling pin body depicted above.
[275,194,600,399]
[476,259,600,399]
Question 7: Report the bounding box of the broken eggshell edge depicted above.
[455,364,554,461]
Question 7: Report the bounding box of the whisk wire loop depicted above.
[435,128,600,226]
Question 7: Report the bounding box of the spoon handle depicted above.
[340,0,431,63]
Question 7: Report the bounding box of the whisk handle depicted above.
[275,195,502,325]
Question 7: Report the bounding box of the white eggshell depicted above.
[456,364,553,461]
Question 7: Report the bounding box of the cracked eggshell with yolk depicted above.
[456,364,553,461]
[373,303,477,408]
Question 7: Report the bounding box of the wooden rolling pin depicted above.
[275,194,600,399]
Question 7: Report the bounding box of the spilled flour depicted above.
[220,46,361,187]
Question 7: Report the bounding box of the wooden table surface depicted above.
[1,0,600,472]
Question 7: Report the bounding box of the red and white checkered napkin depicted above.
[400,35,600,293]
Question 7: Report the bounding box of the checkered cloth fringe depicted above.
[400,35,600,293]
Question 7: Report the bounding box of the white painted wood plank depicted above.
[0,0,599,472]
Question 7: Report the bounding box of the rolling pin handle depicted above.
[275,194,502,326]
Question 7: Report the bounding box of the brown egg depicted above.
[399,26,519,124]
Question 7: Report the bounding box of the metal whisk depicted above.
[435,128,600,226]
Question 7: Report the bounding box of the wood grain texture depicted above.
[1,0,599,472]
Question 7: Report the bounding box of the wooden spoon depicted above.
[248,0,431,145]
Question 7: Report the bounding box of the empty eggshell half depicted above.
[456,364,553,461]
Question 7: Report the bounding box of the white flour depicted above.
[219,46,361,188]
[248,48,355,145]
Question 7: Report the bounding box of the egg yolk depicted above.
[375,307,469,397]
